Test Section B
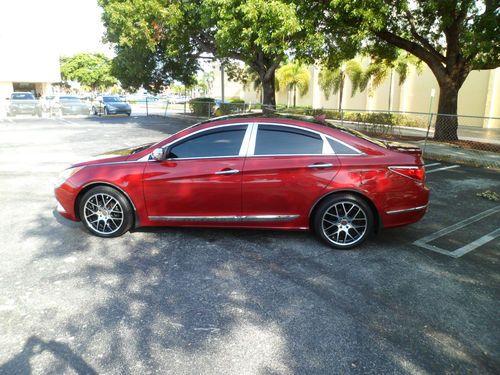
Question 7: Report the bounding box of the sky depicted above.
[0,0,113,57]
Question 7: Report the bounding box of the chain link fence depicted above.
[140,99,499,168]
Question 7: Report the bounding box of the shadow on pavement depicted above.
[24,206,500,373]
[0,336,97,375]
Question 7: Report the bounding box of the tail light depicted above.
[389,166,425,182]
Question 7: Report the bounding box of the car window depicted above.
[327,138,361,155]
[168,126,247,159]
[254,125,323,155]
[103,96,124,103]
[12,93,35,100]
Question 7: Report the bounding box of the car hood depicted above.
[72,143,154,167]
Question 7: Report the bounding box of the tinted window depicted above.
[12,93,35,100]
[168,126,246,159]
[327,138,361,155]
[103,96,123,103]
[255,125,323,155]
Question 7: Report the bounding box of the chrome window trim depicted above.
[324,135,365,156]
[250,122,326,157]
[149,214,300,222]
[239,123,257,156]
[143,123,250,161]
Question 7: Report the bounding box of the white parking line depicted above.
[426,165,460,174]
[424,162,441,168]
[413,206,500,258]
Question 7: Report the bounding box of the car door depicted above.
[242,123,340,222]
[143,124,248,220]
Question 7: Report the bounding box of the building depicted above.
[0,8,61,100]
[208,61,500,129]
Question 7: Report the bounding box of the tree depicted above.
[276,62,310,108]
[364,52,422,109]
[308,0,500,140]
[318,60,368,111]
[99,0,323,110]
[60,53,117,92]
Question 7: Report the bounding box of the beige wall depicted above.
[207,61,499,128]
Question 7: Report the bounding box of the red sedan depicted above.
[54,114,429,249]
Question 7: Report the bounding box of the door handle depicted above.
[307,163,333,168]
[215,169,240,175]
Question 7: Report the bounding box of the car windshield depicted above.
[103,96,124,103]
[59,96,81,102]
[12,93,35,100]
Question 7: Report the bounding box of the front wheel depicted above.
[313,194,374,249]
[79,186,133,237]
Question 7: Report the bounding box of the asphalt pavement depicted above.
[0,114,498,374]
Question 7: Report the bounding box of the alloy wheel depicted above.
[321,201,368,246]
[83,193,124,235]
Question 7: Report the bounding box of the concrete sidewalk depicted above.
[418,141,500,170]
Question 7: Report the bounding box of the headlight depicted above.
[107,105,116,110]
[54,166,83,188]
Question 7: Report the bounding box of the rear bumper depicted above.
[381,186,430,228]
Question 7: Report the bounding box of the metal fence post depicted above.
[146,97,149,116]
[208,102,211,118]
[423,112,434,153]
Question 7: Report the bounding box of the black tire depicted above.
[78,186,133,238]
[313,194,374,249]
[92,106,98,116]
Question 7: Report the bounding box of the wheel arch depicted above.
[309,189,382,233]
[75,182,139,227]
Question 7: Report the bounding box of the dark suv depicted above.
[6,92,41,117]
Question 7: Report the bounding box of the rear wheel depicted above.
[79,186,133,237]
[313,194,374,249]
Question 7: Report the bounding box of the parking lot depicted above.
[0,114,498,374]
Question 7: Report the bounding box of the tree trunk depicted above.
[261,72,276,113]
[434,82,460,141]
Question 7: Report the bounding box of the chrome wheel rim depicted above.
[321,201,368,246]
[83,193,124,235]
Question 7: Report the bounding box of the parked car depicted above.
[6,92,41,117]
[92,96,131,116]
[56,96,90,115]
[54,114,429,249]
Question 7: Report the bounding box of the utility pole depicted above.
[220,62,225,103]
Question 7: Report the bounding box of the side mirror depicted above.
[151,148,164,161]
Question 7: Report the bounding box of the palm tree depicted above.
[276,62,310,108]
[318,59,368,112]
[364,52,422,110]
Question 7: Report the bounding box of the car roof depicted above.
[195,112,329,127]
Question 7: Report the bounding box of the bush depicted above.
[279,108,427,128]
[215,100,247,116]
[189,97,215,115]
